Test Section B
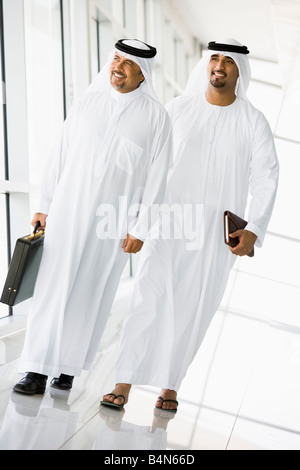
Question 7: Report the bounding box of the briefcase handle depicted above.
[25,221,45,241]
[33,221,41,234]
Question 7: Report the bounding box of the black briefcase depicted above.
[0,223,45,306]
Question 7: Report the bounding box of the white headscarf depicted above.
[184,38,251,101]
[86,39,159,103]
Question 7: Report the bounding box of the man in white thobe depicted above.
[102,39,279,411]
[13,39,172,395]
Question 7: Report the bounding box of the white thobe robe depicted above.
[116,94,279,391]
[19,86,172,377]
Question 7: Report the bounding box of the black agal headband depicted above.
[208,41,250,55]
[115,39,157,59]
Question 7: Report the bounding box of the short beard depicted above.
[110,75,126,90]
[113,82,125,90]
[210,79,226,88]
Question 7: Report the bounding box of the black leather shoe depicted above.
[50,374,74,391]
[13,372,48,395]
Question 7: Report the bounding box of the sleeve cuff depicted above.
[128,227,146,242]
[35,195,51,216]
[245,222,264,248]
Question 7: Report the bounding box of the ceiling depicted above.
[169,0,300,67]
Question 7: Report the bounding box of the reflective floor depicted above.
[1,278,300,450]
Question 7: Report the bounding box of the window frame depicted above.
[0,0,66,318]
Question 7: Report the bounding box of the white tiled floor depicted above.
[0,277,300,450]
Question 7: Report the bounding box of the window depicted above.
[91,18,101,78]
[0,0,6,181]
[221,56,300,338]
[123,0,137,34]
[174,38,186,89]
[97,11,114,70]
[100,0,112,13]
[0,0,65,319]
[23,0,64,212]
[0,0,9,319]
[270,138,300,239]
[248,59,284,132]
[90,7,115,81]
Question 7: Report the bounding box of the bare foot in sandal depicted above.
[101,384,131,409]
[155,389,178,412]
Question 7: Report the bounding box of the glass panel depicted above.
[0,20,8,318]
[174,38,186,89]
[247,81,283,132]
[0,194,9,319]
[249,58,283,87]
[275,89,300,143]
[111,0,123,24]
[163,21,176,79]
[24,0,64,187]
[100,0,113,13]
[90,18,100,80]
[238,233,300,289]
[268,138,300,240]
[123,0,137,35]
[98,12,114,69]
[143,0,149,41]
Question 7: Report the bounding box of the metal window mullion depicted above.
[0,0,11,257]
[0,0,9,182]
[97,19,101,72]
[60,0,67,119]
